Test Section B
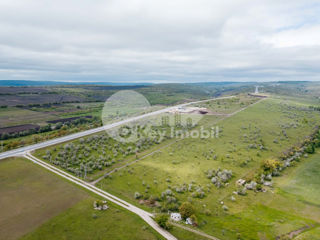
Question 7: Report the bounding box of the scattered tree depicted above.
[179,202,195,219]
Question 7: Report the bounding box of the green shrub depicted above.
[305,144,315,154]
[190,214,198,226]
[262,158,281,172]
[134,192,142,199]
[154,214,171,230]
[256,184,262,191]
[179,202,195,219]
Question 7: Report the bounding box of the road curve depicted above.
[0,96,235,160]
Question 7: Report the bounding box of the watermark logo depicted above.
[101,90,219,143]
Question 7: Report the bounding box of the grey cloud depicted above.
[0,0,319,82]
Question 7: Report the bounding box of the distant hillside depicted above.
[0,80,153,87]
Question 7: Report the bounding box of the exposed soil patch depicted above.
[276,224,314,239]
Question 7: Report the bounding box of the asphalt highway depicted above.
[0,96,234,160]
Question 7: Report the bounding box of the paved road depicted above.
[0,96,235,160]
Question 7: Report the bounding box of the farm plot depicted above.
[26,102,104,118]
[0,124,40,135]
[0,102,104,128]
[0,94,83,107]
[0,157,163,240]
[21,198,163,240]
[0,107,56,127]
[0,87,49,94]
[97,97,320,240]
[0,157,87,240]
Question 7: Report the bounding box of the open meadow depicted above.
[94,96,320,239]
[276,150,320,207]
[0,157,165,240]
[0,157,87,240]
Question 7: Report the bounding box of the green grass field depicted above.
[0,157,164,240]
[295,226,320,240]
[0,157,87,240]
[30,95,320,240]
[0,107,56,127]
[21,198,163,240]
[0,102,105,128]
[168,226,210,240]
[276,150,320,206]
[194,95,258,114]
[96,97,320,239]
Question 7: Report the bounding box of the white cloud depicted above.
[263,25,320,48]
[0,0,319,82]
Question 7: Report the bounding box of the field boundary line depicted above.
[171,222,221,240]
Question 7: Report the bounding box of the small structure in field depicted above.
[185,217,193,225]
[236,179,246,186]
[168,107,209,115]
[93,200,108,210]
[170,212,182,222]
[263,181,273,187]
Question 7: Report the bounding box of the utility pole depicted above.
[84,165,87,179]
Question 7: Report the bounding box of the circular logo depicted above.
[101,90,204,143]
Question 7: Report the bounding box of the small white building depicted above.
[236,179,246,186]
[185,218,193,225]
[170,213,182,222]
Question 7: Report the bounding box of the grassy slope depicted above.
[0,102,104,128]
[276,150,320,205]
[0,157,87,240]
[97,97,320,239]
[21,198,163,240]
[169,226,210,240]
[195,95,258,114]
[0,157,163,240]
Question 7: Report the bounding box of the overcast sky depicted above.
[0,0,319,83]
